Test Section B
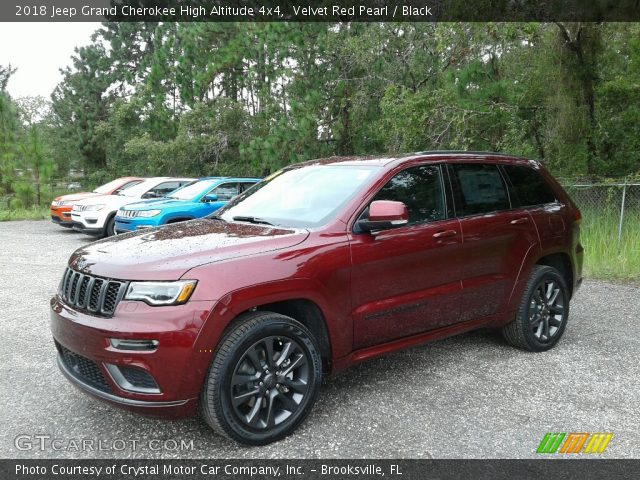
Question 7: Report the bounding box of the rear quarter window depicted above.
[503,165,556,207]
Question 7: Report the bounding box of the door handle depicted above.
[433,229,457,239]
[510,217,530,225]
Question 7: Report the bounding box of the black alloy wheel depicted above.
[502,265,570,351]
[529,278,565,342]
[229,336,311,430]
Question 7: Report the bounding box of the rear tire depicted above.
[200,311,322,445]
[502,265,569,352]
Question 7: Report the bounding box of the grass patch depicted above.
[579,209,640,280]
[0,206,50,222]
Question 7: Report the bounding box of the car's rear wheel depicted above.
[502,265,569,352]
[200,311,322,445]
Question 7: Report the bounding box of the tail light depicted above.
[573,209,582,225]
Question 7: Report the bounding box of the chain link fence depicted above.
[561,182,640,243]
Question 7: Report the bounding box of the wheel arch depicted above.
[536,252,574,297]
[253,299,332,372]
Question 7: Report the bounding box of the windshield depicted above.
[118,179,160,197]
[93,178,131,195]
[219,165,378,228]
[168,179,217,200]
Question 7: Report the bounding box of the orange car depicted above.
[50,177,144,228]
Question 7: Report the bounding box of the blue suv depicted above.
[114,177,260,233]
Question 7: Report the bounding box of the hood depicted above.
[69,219,309,280]
[54,191,100,202]
[122,197,193,210]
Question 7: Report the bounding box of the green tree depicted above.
[0,66,19,199]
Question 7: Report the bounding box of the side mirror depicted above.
[203,194,218,203]
[357,200,409,233]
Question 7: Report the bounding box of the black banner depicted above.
[1,459,640,480]
[2,0,640,22]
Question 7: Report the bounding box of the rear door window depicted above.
[450,164,510,216]
[502,165,556,207]
[240,182,257,193]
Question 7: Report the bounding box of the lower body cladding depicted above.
[50,296,217,417]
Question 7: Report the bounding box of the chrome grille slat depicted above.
[119,210,137,218]
[59,268,128,318]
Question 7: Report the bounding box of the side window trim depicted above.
[498,164,523,210]
[496,165,516,210]
[443,163,457,219]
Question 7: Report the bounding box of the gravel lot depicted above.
[0,220,638,459]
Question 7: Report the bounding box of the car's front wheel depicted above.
[200,311,322,445]
[502,265,570,351]
[104,215,116,237]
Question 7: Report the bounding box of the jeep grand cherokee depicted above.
[51,152,583,445]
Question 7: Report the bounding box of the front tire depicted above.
[502,265,570,352]
[200,311,322,445]
[104,215,116,237]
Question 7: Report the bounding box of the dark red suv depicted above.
[51,152,583,444]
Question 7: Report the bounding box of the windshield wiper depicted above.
[232,215,274,226]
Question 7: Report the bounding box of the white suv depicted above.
[71,177,195,237]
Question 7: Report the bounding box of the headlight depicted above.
[124,280,197,306]
[74,204,105,212]
[85,204,105,211]
[137,209,161,218]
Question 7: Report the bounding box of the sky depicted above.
[0,22,100,99]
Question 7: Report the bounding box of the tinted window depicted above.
[503,165,556,207]
[373,165,445,224]
[451,164,509,216]
[240,182,257,193]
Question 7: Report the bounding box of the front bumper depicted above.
[50,295,216,417]
[70,211,110,235]
[50,207,73,227]
[114,218,157,234]
[71,222,103,235]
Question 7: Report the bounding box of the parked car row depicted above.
[50,176,261,237]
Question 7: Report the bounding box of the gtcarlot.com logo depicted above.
[537,432,613,454]
[14,435,195,452]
